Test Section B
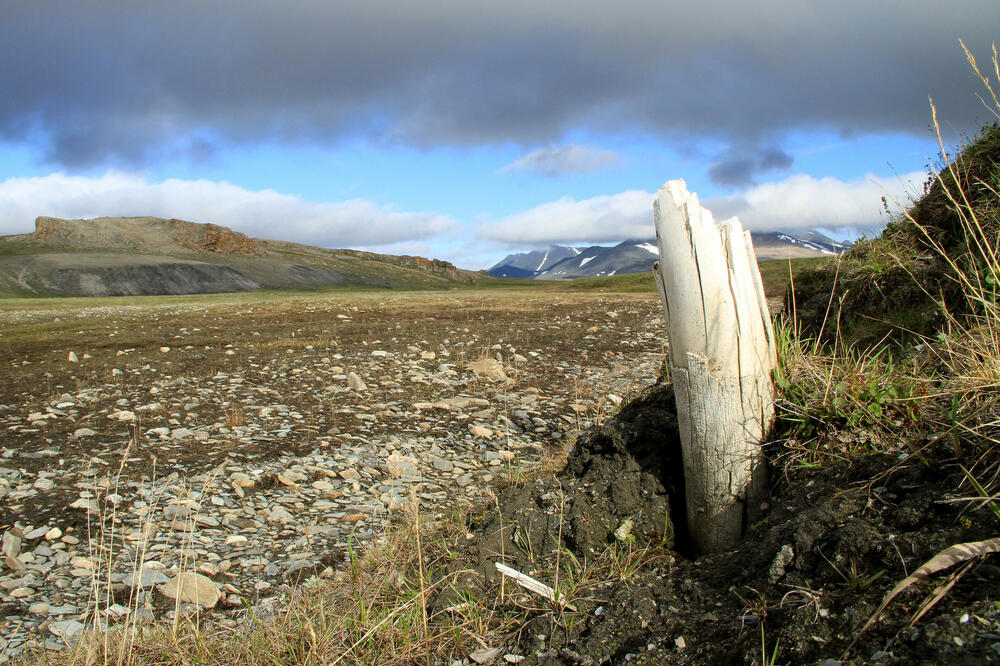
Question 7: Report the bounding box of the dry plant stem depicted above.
[846,537,1000,658]
[552,490,565,612]
[962,39,1000,117]
[410,486,430,664]
[815,257,842,356]
[490,489,507,603]
[328,594,425,666]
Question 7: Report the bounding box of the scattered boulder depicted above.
[346,372,367,392]
[466,358,508,381]
[158,572,222,608]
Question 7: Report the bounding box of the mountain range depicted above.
[489,231,849,280]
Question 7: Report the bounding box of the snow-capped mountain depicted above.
[751,231,850,260]
[487,245,583,278]
[487,232,849,279]
[534,240,661,280]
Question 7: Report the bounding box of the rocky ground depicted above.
[0,290,665,662]
[437,383,1000,666]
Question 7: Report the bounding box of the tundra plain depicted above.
[0,287,664,660]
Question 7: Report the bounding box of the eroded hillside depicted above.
[0,217,475,297]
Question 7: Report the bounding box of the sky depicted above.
[1,1,998,270]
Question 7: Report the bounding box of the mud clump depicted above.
[458,383,1000,664]
[557,384,685,556]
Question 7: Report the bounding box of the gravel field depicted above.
[0,289,664,661]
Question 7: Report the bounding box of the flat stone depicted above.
[431,458,455,472]
[466,358,508,381]
[346,372,367,392]
[49,619,85,641]
[267,506,295,525]
[470,647,503,664]
[158,572,221,609]
[27,602,50,615]
[48,604,81,615]
[70,556,95,570]
[277,470,307,485]
[231,473,254,488]
[197,562,220,576]
[125,568,170,588]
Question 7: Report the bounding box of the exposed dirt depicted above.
[32,217,262,257]
[458,383,1000,665]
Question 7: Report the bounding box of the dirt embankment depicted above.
[32,216,262,257]
[335,248,471,282]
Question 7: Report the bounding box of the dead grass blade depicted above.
[846,536,1000,657]
[908,558,977,627]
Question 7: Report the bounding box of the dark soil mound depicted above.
[468,382,684,566]
[460,384,1000,664]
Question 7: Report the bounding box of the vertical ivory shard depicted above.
[652,179,776,554]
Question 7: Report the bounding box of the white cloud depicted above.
[479,190,655,246]
[0,172,457,247]
[705,171,926,232]
[501,144,621,177]
[480,171,928,248]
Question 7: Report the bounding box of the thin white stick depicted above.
[494,562,577,611]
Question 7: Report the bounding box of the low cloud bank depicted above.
[0,172,456,247]
[480,172,926,247]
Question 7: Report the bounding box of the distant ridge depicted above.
[489,245,582,278]
[488,231,849,280]
[0,216,475,297]
[32,216,263,256]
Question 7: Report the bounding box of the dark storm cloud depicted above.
[708,146,794,187]
[501,144,621,176]
[1,0,997,170]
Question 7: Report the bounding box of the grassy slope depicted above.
[0,233,475,297]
